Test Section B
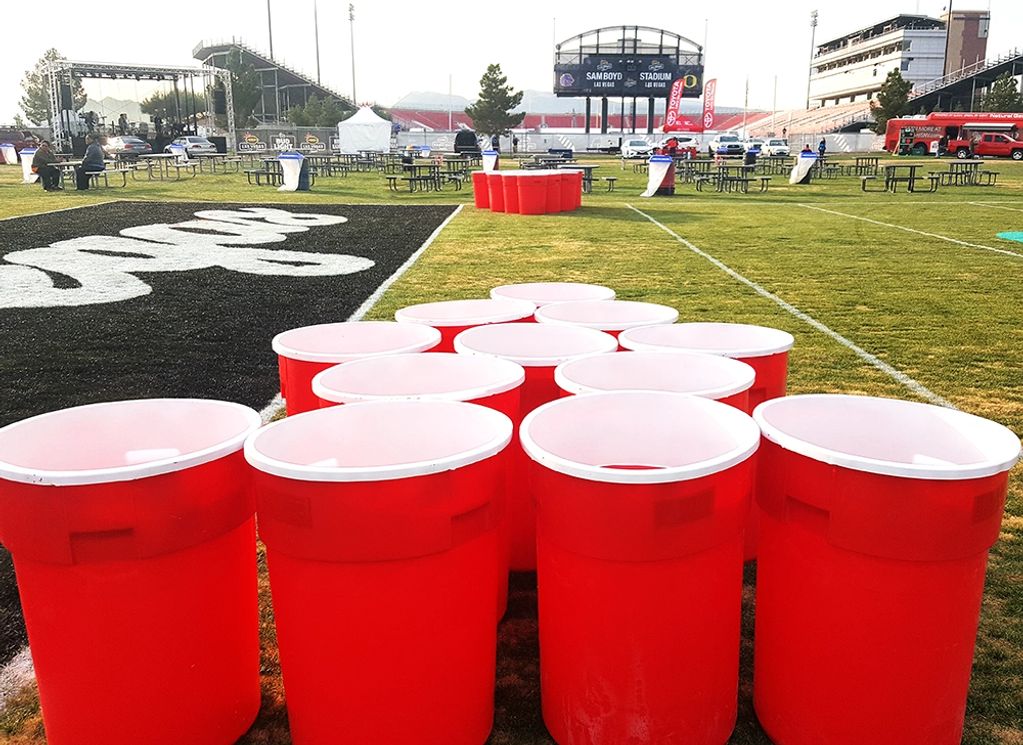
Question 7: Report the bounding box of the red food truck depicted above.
[884,112,1023,159]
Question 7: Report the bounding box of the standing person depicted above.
[512,135,519,153]
[937,134,949,158]
[817,138,827,159]
[491,133,500,152]
[32,141,62,191]
[118,113,128,136]
[74,134,105,190]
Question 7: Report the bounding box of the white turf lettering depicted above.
[0,208,374,308]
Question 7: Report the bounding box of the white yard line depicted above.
[265,203,465,419]
[969,201,1023,214]
[798,204,1023,259]
[627,204,956,409]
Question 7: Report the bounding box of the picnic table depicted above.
[863,163,939,193]
[137,153,184,180]
[400,162,442,192]
[557,163,599,193]
[677,159,715,183]
[192,153,243,174]
[855,156,880,175]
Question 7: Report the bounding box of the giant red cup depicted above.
[535,299,679,340]
[272,321,442,415]
[619,321,796,559]
[246,401,511,745]
[502,172,521,213]
[395,298,536,352]
[455,323,618,570]
[0,399,262,745]
[751,395,1020,745]
[312,352,526,618]
[471,171,490,209]
[517,174,548,215]
[490,281,616,307]
[554,350,756,411]
[521,391,760,745]
[545,172,563,213]
[487,172,505,212]
[559,172,578,211]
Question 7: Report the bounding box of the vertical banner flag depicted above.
[702,79,718,132]
[663,78,704,133]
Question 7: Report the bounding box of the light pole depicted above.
[267,0,275,60]
[806,10,818,110]
[349,4,357,105]
[314,0,321,84]
[942,1,954,78]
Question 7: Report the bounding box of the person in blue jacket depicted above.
[75,134,105,191]
[818,138,827,159]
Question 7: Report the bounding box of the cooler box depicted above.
[454,322,618,570]
[246,400,512,745]
[272,321,442,415]
[520,391,761,745]
[395,298,536,352]
[751,395,1020,745]
[0,399,262,745]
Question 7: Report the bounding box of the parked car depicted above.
[103,136,153,158]
[762,138,790,157]
[743,138,765,153]
[621,139,655,158]
[164,135,217,156]
[454,128,481,155]
[708,134,744,156]
[951,132,1023,160]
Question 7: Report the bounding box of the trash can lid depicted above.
[245,400,513,482]
[454,322,618,367]
[620,322,794,358]
[395,298,536,327]
[555,350,755,399]
[271,321,441,363]
[490,282,616,306]
[753,394,1021,480]
[535,299,679,331]
[520,391,759,484]
[312,352,525,404]
[0,399,260,486]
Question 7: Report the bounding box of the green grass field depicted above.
[1,155,1021,744]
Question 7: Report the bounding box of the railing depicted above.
[909,48,1023,99]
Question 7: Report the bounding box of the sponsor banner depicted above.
[702,79,717,131]
[238,131,268,152]
[271,133,298,151]
[297,132,328,153]
[329,136,341,151]
[555,55,703,98]
[663,78,704,133]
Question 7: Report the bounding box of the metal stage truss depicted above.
[46,60,235,151]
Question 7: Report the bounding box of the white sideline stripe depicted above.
[799,204,1023,259]
[969,201,1023,214]
[0,648,34,712]
[262,203,465,419]
[0,200,119,222]
[627,204,956,409]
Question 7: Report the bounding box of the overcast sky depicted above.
[1,0,1015,124]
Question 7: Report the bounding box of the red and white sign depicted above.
[702,79,717,131]
[663,78,704,133]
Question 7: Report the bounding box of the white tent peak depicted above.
[336,106,392,153]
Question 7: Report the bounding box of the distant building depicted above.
[808,12,989,108]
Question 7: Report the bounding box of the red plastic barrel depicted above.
[471,171,490,209]
[520,391,761,745]
[534,299,679,341]
[0,399,262,745]
[517,174,548,215]
[502,173,520,214]
[395,297,536,352]
[311,352,525,617]
[487,172,505,212]
[555,350,756,411]
[752,395,1020,745]
[454,323,619,571]
[272,321,442,415]
[545,172,563,213]
[246,400,512,745]
[619,322,796,559]
[490,281,616,307]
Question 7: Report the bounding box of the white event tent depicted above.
[336,107,391,153]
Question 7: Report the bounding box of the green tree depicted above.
[287,96,351,127]
[464,64,524,137]
[869,69,913,135]
[19,49,86,125]
[980,72,1023,113]
[214,50,262,127]
[141,91,205,119]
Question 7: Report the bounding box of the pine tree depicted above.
[464,64,525,137]
[870,69,913,135]
[19,49,86,125]
[980,73,1023,113]
[215,51,262,127]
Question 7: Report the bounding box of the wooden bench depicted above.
[694,175,715,192]
[87,167,132,188]
[604,176,618,192]
[758,176,771,192]
[245,169,280,186]
[170,162,199,180]
[385,175,400,191]
[860,175,881,192]
[441,173,464,190]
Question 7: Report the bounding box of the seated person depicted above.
[32,140,61,191]
[75,134,105,191]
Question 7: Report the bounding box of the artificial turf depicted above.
[0,156,1021,744]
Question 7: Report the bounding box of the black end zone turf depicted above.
[0,201,456,664]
